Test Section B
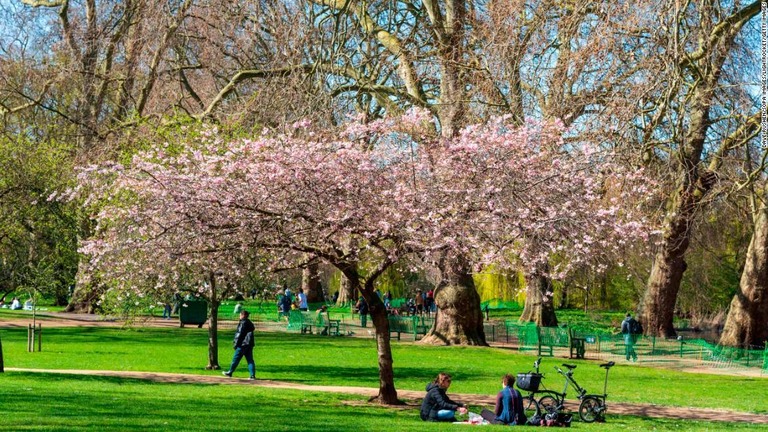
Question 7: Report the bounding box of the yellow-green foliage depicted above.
[473,266,526,303]
[327,271,341,294]
[326,261,533,304]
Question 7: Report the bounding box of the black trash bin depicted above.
[179,299,208,328]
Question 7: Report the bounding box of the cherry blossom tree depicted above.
[407,116,657,336]
[74,137,272,369]
[76,112,654,402]
[76,121,424,402]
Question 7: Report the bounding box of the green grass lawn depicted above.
[1,326,766,416]
[0,373,766,432]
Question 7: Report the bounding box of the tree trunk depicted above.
[435,0,467,138]
[343,268,400,404]
[597,273,608,308]
[66,218,99,313]
[65,260,101,313]
[336,239,357,305]
[520,263,558,327]
[206,273,220,370]
[337,271,356,305]
[640,174,708,337]
[720,199,768,348]
[558,283,568,310]
[65,273,100,313]
[302,261,322,302]
[421,255,487,346]
[369,296,399,404]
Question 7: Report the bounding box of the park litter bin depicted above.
[179,299,208,328]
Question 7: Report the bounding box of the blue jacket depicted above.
[495,386,525,425]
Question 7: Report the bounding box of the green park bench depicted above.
[568,328,586,359]
[287,310,314,334]
[415,315,432,338]
[388,316,412,341]
[315,311,341,336]
[508,322,570,357]
[388,315,431,341]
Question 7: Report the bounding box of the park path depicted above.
[6,367,768,424]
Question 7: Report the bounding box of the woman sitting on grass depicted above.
[419,372,468,422]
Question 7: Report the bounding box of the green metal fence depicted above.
[500,321,768,374]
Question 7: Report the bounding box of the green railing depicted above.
[502,321,768,373]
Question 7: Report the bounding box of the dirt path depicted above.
[5,367,768,424]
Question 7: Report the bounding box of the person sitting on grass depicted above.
[481,373,526,425]
[420,372,468,422]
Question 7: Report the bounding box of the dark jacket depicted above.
[233,318,255,349]
[621,316,641,335]
[420,382,463,421]
[356,298,368,315]
[279,295,292,313]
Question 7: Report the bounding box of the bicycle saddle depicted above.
[600,361,615,369]
[562,363,577,370]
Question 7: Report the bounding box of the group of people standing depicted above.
[413,289,435,315]
[420,372,526,425]
[277,286,309,317]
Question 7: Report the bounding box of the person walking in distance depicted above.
[621,313,642,362]
[356,297,369,328]
[223,310,256,379]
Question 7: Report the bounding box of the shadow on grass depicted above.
[0,372,425,432]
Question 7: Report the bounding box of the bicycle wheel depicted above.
[538,394,560,415]
[578,396,603,423]
[523,395,540,418]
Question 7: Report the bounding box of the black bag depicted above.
[630,318,643,335]
[557,413,572,427]
[516,373,542,391]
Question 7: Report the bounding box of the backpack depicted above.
[629,318,643,335]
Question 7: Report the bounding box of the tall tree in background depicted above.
[2,0,335,310]
[0,137,78,305]
[635,1,760,337]
[720,134,768,347]
[720,186,768,348]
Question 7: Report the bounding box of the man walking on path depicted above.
[621,313,642,362]
[223,310,256,379]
